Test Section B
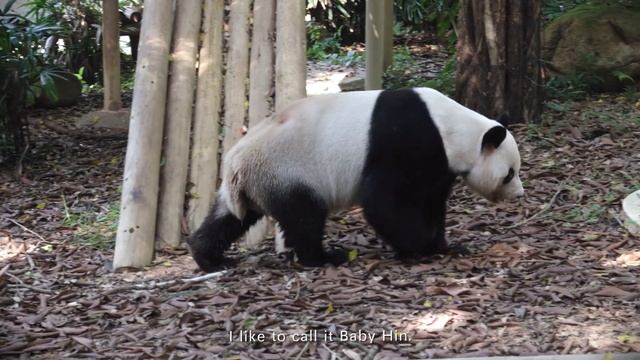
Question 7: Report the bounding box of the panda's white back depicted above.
[231,90,382,212]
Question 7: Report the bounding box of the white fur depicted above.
[414,88,524,201]
[227,88,524,246]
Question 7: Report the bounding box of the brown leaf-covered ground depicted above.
[1,93,640,359]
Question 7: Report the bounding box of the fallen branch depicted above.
[103,270,228,295]
[506,183,565,229]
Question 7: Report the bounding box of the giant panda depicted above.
[188,88,524,272]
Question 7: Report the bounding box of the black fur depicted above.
[187,198,262,272]
[265,184,348,267]
[481,125,507,151]
[360,88,456,258]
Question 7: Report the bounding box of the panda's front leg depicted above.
[361,176,433,258]
[421,197,449,255]
[422,197,470,256]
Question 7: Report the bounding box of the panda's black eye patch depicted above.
[503,168,515,184]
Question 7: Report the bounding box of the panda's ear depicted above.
[497,113,511,127]
[481,126,507,154]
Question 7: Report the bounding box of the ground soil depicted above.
[1,70,640,359]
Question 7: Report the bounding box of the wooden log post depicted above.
[102,0,122,111]
[156,1,202,249]
[187,0,224,231]
[248,0,276,127]
[365,0,385,90]
[275,0,306,111]
[113,0,174,269]
[222,0,252,155]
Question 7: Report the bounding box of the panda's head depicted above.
[462,124,524,203]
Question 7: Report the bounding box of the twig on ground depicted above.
[0,264,10,278]
[7,283,54,294]
[506,183,565,229]
[322,343,342,360]
[103,270,228,295]
[6,218,47,243]
[294,341,310,360]
[14,143,29,179]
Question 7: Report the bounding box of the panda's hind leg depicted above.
[268,184,347,267]
[187,198,262,273]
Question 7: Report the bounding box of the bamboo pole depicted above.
[156,0,202,248]
[248,0,276,127]
[187,0,225,231]
[113,0,175,269]
[222,0,252,155]
[275,0,306,111]
[102,0,121,111]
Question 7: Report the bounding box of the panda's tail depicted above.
[187,191,262,273]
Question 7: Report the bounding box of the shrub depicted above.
[0,1,63,162]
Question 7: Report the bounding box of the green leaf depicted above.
[347,248,358,262]
[2,0,18,15]
[617,335,640,343]
[325,303,334,314]
[612,70,634,82]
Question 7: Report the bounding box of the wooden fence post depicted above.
[187,0,225,231]
[222,0,252,155]
[275,0,306,111]
[102,0,122,111]
[156,0,202,248]
[113,0,175,269]
[249,0,276,127]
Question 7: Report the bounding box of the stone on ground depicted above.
[543,2,640,91]
[623,190,640,236]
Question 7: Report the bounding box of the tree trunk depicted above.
[187,0,224,232]
[222,0,252,156]
[102,0,121,111]
[275,0,306,111]
[455,0,542,123]
[248,0,276,127]
[113,0,174,269]
[156,0,202,249]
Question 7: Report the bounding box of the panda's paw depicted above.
[326,248,349,266]
[196,257,237,273]
[297,249,348,267]
[438,243,470,256]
